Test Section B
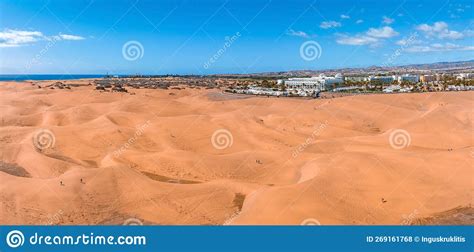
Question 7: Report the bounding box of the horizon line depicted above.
[1,59,473,76]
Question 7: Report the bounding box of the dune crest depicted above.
[0,81,472,225]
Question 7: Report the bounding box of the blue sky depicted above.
[0,0,473,74]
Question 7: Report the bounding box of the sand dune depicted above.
[0,80,472,225]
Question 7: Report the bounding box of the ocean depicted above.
[0,74,105,82]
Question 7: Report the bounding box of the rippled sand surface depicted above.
[0,80,472,225]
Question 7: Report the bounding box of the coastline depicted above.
[0,75,105,82]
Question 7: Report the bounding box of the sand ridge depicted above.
[0,80,472,225]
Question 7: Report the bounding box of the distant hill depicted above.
[213,60,474,78]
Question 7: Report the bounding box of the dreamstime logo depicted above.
[32,129,56,150]
[6,230,25,248]
[123,218,143,226]
[25,36,61,70]
[211,129,233,150]
[292,120,329,158]
[42,209,64,225]
[301,218,321,225]
[299,41,322,61]
[203,32,241,69]
[389,129,411,150]
[381,32,418,68]
[401,209,419,225]
[122,41,144,61]
[113,120,151,157]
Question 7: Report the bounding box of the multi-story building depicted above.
[368,75,395,83]
[281,77,324,90]
[345,76,370,82]
[420,75,436,83]
[456,73,474,80]
[397,74,419,83]
[368,75,419,84]
[279,74,344,92]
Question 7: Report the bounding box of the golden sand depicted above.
[0,80,472,225]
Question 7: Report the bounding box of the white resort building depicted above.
[368,75,395,83]
[278,74,344,94]
[456,73,474,80]
[397,74,419,83]
[367,74,420,84]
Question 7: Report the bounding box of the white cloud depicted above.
[405,42,474,52]
[366,26,399,38]
[416,21,447,32]
[396,38,421,46]
[356,19,364,24]
[336,35,378,45]
[58,34,85,40]
[416,21,464,40]
[465,29,474,37]
[286,29,309,38]
[382,16,394,24]
[340,14,350,19]
[439,30,464,39]
[320,21,341,29]
[336,26,399,46]
[0,29,44,47]
[0,29,85,47]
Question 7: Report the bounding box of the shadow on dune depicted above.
[141,171,202,184]
[411,206,474,225]
[0,161,31,177]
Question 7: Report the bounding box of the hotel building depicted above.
[420,75,437,83]
[397,74,419,83]
[279,74,344,92]
[368,75,395,83]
